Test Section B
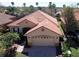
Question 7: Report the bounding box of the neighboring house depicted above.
[7,10,59,34]
[0,13,16,30]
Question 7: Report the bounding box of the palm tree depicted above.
[36,2,39,10]
[48,2,52,16]
[23,3,26,7]
[63,4,66,8]
[11,2,14,7]
[29,5,35,12]
[36,2,38,7]
[10,2,15,15]
[52,3,56,13]
[77,3,79,8]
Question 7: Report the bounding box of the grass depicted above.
[16,52,28,57]
[62,41,79,57]
[70,48,79,57]
[0,48,5,57]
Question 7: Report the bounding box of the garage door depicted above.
[31,38,56,46]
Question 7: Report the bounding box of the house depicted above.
[0,13,16,30]
[7,10,63,46]
[7,10,63,56]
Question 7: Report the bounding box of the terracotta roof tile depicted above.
[0,13,15,25]
[25,20,62,35]
[8,10,59,26]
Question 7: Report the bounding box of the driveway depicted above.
[23,46,57,57]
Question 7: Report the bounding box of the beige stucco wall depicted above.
[27,27,60,46]
[9,20,37,33]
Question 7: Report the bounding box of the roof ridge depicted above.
[38,10,59,26]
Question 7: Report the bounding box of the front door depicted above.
[23,27,30,34]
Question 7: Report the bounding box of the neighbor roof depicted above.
[0,13,16,25]
[25,20,62,36]
[8,10,59,27]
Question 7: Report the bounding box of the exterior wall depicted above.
[27,27,60,46]
[9,27,26,34]
[9,20,37,34]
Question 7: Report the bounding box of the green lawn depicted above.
[62,42,79,57]
[16,52,28,57]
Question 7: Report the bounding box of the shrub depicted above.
[70,47,79,57]
[0,48,5,57]
[0,32,20,48]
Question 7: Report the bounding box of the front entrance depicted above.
[23,27,30,34]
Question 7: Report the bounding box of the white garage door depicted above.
[31,38,56,46]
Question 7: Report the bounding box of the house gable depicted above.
[26,26,60,46]
[26,26,60,37]
[17,19,36,28]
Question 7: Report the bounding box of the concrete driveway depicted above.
[23,46,57,57]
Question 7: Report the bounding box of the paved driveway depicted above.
[23,46,56,57]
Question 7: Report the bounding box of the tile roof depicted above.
[8,10,59,27]
[0,13,16,25]
[25,20,62,36]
